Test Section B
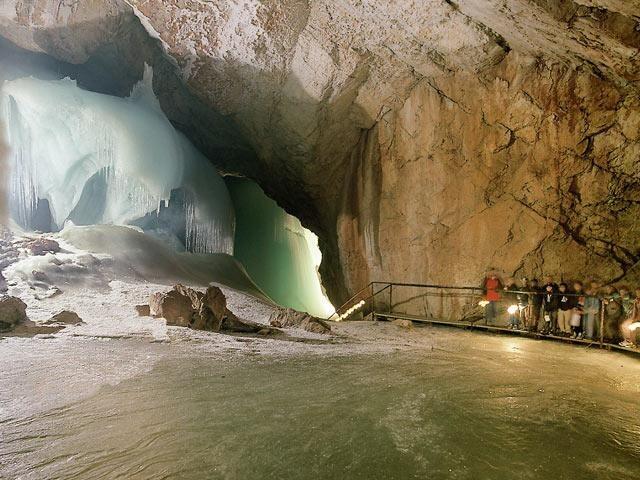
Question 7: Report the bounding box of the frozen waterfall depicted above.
[1,66,234,254]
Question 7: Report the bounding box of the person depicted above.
[570,281,585,339]
[541,283,558,334]
[517,278,530,329]
[482,270,503,325]
[618,287,633,318]
[503,277,520,329]
[526,278,542,332]
[602,285,623,343]
[583,283,601,340]
[619,288,640,348]
[557,283,573,336]
[542,276,558,293]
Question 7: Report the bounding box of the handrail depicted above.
[328,279,621,322]
[326,283,373,321]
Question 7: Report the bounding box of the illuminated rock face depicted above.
[1,0,639,303]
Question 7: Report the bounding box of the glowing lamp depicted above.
[507,305,519,315]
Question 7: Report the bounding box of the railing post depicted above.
[599,300,605,348]
[389,284,393,314]
[372,283,376,319]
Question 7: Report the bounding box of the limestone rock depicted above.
[149,284,272,334]
[26,238,60,256]
[270,308,331,335]
[0,295,28,331]
[149,288,195,328]
[10,320,63,336]
[204,286,227,321]
[135,304,151,317]
[391,319,414,329]
[45,310,84,326]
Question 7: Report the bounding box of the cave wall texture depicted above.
[1,0,639,305]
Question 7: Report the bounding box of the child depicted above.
[570,281,585,339]
[557,283,573,336]
[541,284,558,334]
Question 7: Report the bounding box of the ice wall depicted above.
[0,66,234,254]
[227,177,334,318]
[0,121,6,226]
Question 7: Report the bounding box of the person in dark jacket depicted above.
[602,285,623,343]
[557,283,574,336]
[541,283,559,334]
[527,278,542,332]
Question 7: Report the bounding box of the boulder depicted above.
[45,310,84,326]
[10,320,63,336]
[0,295,28,331]
[0,272,7,293]
[149,288,195,327]
[135,304,151,317]
[221,312,267,334]
[391,319,413,329]
[149,284,279,335]
[27,238,60,256]
[269,308,331,334]
[204,286,227,320]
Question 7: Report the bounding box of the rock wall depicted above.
[1,0,639,303]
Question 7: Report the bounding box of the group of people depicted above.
[482,272,640,348]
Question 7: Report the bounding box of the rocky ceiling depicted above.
[1,0,639,304]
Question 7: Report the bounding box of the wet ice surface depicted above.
[1,232,639,479]
[1,316,639,479]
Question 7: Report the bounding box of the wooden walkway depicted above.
[374,311,640,357]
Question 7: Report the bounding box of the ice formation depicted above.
[1,65,234,254]
[227,178,335,318]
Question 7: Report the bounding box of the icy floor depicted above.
[2,230,640,479]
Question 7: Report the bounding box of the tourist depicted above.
[503,277,520,328]
[570,281,585,339]
[482,270,503,325]
[583,283,601,340]
[517,278,529,329]
[602,285,623,343]
[541,283,558,334]
[618,287,633,318]
[557,283,573,336]
[543,276,558,293]
[619,288,640,348]
[526,278,542,332]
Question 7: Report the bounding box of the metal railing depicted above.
[328,281,640,352]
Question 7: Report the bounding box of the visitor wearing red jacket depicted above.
[483,271,503,325]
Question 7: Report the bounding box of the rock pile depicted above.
[148,284,276,334]
[270,308,331,334]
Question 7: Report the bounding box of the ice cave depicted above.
[0,59,333,318]
[1,2,640,479]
